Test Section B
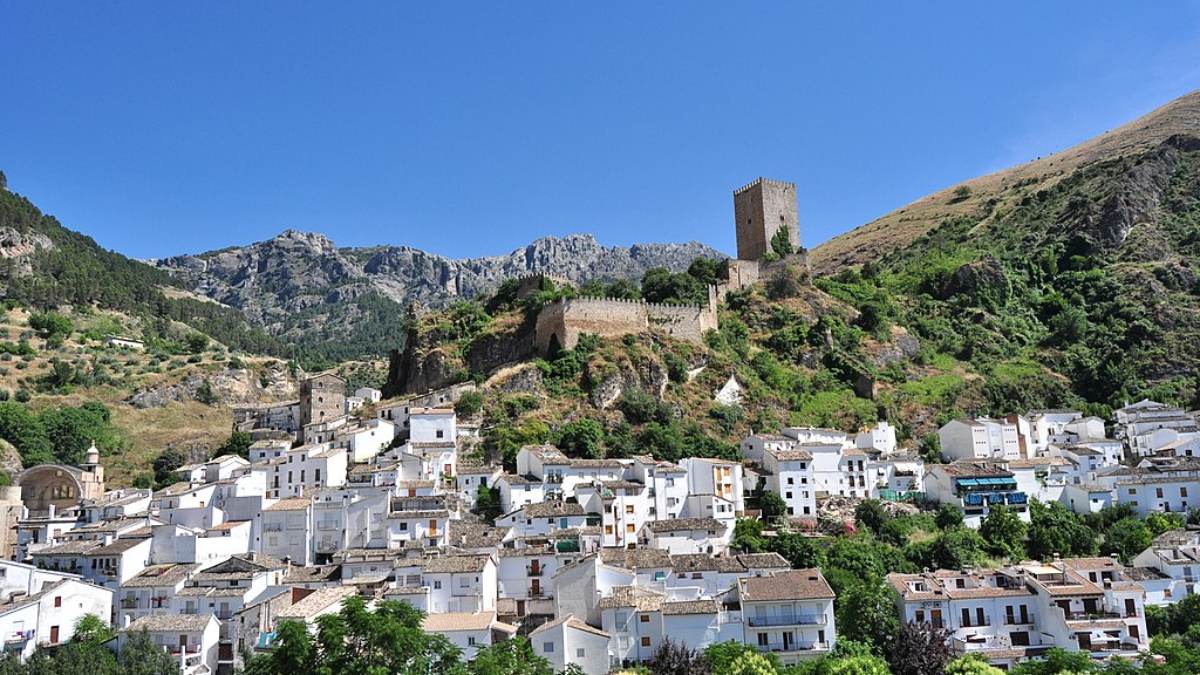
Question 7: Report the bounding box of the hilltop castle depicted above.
[533,177,807,351]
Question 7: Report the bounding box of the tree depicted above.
[769,227,795,259]
[732,519,766,553]
[454,390,484,418]
[761,492,788,522]
[152,447,188,488]
[467,637,554,675]
[72,613,114,644]
[119,630,184,675]
[29,311,73,340]
[768,531,824,569]
[727,652,777,675]
[704,641,780,675]
[836,580,900,654]
[1145,512,1185,537]
[854,500,888,536]
[979,504,1027,559]
[935,503,964,530]
[930,527,986,570]
[889,621,953,675]
[945,654,1005,675]
[185,332,209,353]
[215,431,253,459]
[822,655,892,675]
[1102,517,1152,564]
[1027,500,1098,560]
[649,638,710,675]
[0,401,53,465]
[554,419,605,459]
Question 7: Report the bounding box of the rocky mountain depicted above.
[151,230,723,362]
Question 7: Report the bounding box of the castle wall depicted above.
[535,289,717,352]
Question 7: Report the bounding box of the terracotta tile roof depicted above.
[645,518,725,534]
[422,611,495,632]
[598,585,664,611]
[276,586,356,620]
[737,553,790,569]
[662,599,720,615]
[122,563,199,587]
[670,554,745,573]
[425,554,493,574]
[124,614,215,632]
[523,501,585,518]
[739,569,835,601]
[529,614,610,638]
[600,547,671,569]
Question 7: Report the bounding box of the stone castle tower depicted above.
[733,177,799,261]
[300,373,346,428]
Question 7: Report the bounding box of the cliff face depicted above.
[153,231,724,353]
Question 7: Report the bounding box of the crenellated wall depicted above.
[534,286,718,352]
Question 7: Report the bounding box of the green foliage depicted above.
[1026,500,1099,560]
[28,311,73,340]
[0,400,123,466]
[72,614,115,645]
[553,418,605,459]
[854,500,887,536]
[1102,517,1153,563]
[979,504,1027,559]
[768,531,825,569]
[453,390,484,418]
[731,519,766,553]
[215,431,253,459]
[944,654,1005,675]
[246,596,460,675]
[835,580,900,654]
[152,447,188,488]
[760,491,788,522]
[703,641,780,675]
[934,503,963,530]
[475,484,501,525]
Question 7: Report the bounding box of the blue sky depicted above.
[2,2,1199,260]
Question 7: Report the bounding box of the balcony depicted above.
[1065,610,1123,621]
[526,566,544,577]
[748,614,826,628]
[757,641,828,654]
[262,523,283,532]
[121,598,139,609]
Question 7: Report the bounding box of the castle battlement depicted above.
[733,176,796,196]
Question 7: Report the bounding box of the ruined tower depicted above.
[733,177,799,261]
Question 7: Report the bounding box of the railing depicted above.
[121,598,139,609]
[263,523,283,532]
[757,641,827,654]
[1066,610,1123,621]
[748,614,825,627]
[526,566,543,577]
[959,618,992,628]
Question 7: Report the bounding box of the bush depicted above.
[453,390,484,418]
[29,311,73,340]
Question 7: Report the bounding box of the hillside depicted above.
[151,230,723,365]
[811,90,1200,274]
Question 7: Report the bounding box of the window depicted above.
[626,524,635,533]
[605,525,613,535]
[400,522,408,531]
[53,596,61,608]
[1183,487,1189,497]
[543,642,554,653]
[757,633,768,646]
[576,648,586,658]
[1157,488,1165,498]
[787,477,794,485]
[641,637,651,647]
[626,505,634,514]
[785,492,792,499]
[436,430,444,438]
[433,580,442,589]
[467,637,476,646]
[640,614,650,623]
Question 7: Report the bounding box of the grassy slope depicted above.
[811,90,1200,274]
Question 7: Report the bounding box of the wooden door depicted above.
[49,626,58,644]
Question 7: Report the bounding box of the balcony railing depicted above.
[1066,610,1123,621]
[526,566,543,577]
[121,598,139,609]
[748,614,826,628]
[757,641,827,654]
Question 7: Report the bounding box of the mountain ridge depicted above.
[812,89,1200,274]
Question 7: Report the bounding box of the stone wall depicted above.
[733,177,799,261]
[535,285,718,352]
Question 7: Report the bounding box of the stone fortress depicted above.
[533,177,808,352]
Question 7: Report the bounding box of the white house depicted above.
[530,614,610,675]
[422,611,515,657]
[119,613,220,675]
[739,569,837,665]
[0,577,112,658]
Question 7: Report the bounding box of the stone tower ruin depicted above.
[733,177,799,261]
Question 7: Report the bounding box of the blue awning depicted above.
[957,478,982,486]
